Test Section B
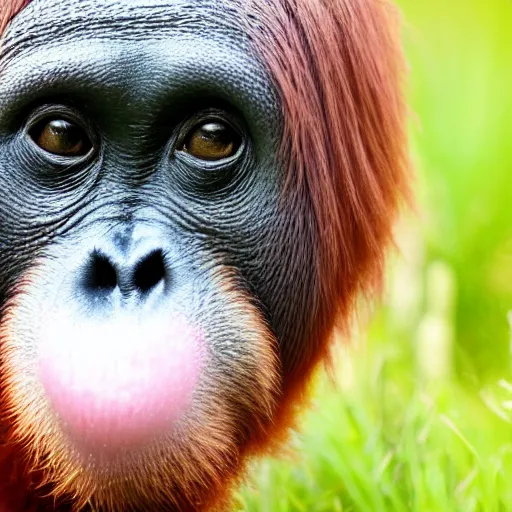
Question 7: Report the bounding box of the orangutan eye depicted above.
[181,121,241,161]
[30,118,92,157]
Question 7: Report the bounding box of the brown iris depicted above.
[31,119,91,157]
[182,121,240,161]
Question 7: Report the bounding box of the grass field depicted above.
[237,1,512,510]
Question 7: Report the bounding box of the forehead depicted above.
[0,0,279,161]
[4,0,246,53]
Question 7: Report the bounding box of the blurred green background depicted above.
[238,0,512,510]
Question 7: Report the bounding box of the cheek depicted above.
[38,312,205,453]
[0,266,281,509]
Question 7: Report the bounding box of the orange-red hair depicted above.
[0,0,30,35]
[246,0,409,378]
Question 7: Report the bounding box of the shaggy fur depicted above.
[0,0,30,35]
[246,0,409,380]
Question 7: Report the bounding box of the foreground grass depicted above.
[237,349,512,512]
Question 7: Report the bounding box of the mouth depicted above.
[37,311,206,455]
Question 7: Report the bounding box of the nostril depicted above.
[133,250,166,293]
[86,252,117,291]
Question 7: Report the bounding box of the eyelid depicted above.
[24,105,90,134]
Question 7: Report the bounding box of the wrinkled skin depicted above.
[0,1,317,510]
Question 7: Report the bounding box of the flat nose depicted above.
[83,247,168,297]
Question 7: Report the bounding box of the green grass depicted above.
[238,364,512,512]
[237,0,512,510]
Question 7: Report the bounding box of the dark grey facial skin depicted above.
[0,0,318,509]
[0,0,281,273]
[0,0,288,339]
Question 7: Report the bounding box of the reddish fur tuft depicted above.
[0,0,30,36]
